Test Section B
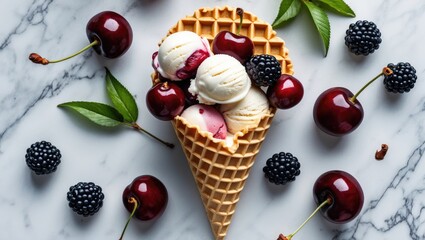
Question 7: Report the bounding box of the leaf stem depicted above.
[119,197,138,240]
[130,122,175,149]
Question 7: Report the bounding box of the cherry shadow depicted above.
[130,213,167,236]
[311,123,344,151]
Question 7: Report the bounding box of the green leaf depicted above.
[105,67,138,123]
[303,1,331,56]
[58,101,124,127]
[272,0,302,28]
[316,0,355,17]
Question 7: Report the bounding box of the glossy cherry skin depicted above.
[146,82,185,121]
[174,79,199,107]
[212,31,254,64]
[313,87,364,136]
[86,11,133,58]
[313,170,364,224]
[123,175,168,221]
[157,75,198,108]
[267,74,304,109]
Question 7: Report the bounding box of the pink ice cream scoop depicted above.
[180,104,227,139]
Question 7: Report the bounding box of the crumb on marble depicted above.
[375,144,388,160]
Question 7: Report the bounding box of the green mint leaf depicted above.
[58,101,124,127]
[272,0,302,28]
[105,67,138,123]
[303,1,331,56]
[316,0,355,17]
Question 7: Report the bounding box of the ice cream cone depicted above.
[152,6,293,239]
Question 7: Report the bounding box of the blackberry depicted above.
[263,152,301,185]
[345,20,382,55]
[25,141,61,175]
[246,54,281,87]
[383,62,417,93]
[67,182,104,217]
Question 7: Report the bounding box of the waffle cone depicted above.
[152,6,293,239]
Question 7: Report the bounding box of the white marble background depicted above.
[0,0,424,239]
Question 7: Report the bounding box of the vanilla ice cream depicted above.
[219,87,269,134]
[152,31,212,81]
[189,54,251,105]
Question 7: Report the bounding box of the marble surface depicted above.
[1,0,424,239]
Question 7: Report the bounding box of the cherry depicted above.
[29,11,132,65]
[313,87,363,136]
[212,8,254,64]
[155,74,197,108]
[86,11,133,58]
[146,82,185,121]
[267,74,304,109]
[313,170,364,223]
[119,175,168,240]
[313,67,394,136]
[174,79,199,107]
[278,170,364,240]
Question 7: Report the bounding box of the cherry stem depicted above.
[29,40,99,65]
[119,197,138,240]
[282,197,332,240]
[236,8,244,35]
[130,122,175,149]
[349,67,393,103]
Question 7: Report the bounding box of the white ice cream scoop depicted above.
[189,54,251,105]
[153,31,212,81]
[219,87,269,134]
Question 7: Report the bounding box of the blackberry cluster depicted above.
[67,182,105,217]
[25,141,61,175]
[246,54,281,87]
[383,62,417,93]
[263,152,301,185]
[345,20,382,56]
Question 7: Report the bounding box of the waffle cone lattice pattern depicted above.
[172,109,275,239]
[153,6,293,240]
[162,6,293,75]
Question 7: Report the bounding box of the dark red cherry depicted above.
[312,67,399,136]
[155,74,197,107]
[211,8,254,64]
[313,170,364,223]
[212,31,254,64]
[277,170,364,239]
[174,79,199,107]
[122,175,168,221]
[146,82,185,121]
[267,74,304,109]
[86,11,133,58]
[119,175,168,240]
[313,87,363,136]
[29,11,132,65]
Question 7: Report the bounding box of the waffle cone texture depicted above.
[152,6,293,239]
